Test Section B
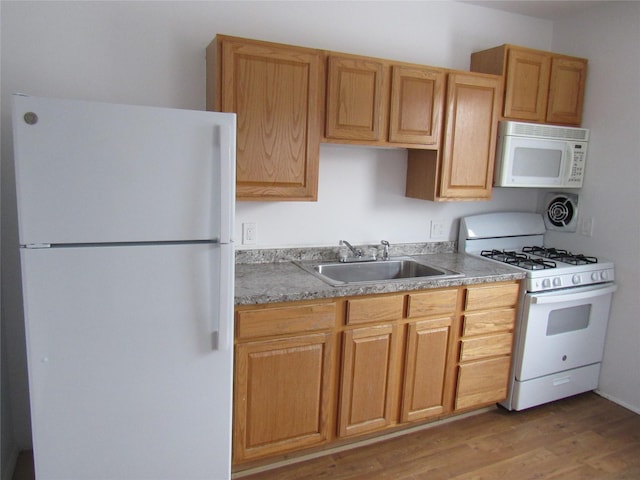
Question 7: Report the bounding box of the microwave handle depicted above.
[530,284,617,305]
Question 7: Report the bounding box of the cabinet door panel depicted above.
[346,295,404,325]
[339,324,399,437]
[462,308,516,337]
[234,333,334,462]
[407,289,458,318]
[326,55,386,141]
[456,356,511,410]
[460,332,513,362]
[465,283,519,311]
[213,36,323,200]
[504,49,550,122]
[440,73,501,199]
[401,318,453,422]
[546,57,587,125]
[389,65,445,145]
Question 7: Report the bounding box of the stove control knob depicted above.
[542,279,551,289]
[553,277,562,287]
[600,271,609,281]
[572,275,581,285]
[591,272,600,282]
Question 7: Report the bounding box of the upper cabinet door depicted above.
[325,55,387,142]
[209,36,323,201]
[439,72,502,200]
[546,57,587,126]
[504,48,550,123]
[389,65,445,145]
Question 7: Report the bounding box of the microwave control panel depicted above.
[567,143,587,185]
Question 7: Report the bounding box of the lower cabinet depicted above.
[454,282,519,411]
[401,317,454,422]
[233,302,337,463]
[233,281,519,467]
[338,323,400,437]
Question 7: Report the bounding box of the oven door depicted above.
[514,283,617,381]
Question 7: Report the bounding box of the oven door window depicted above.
[514,284,615,382]
[546,304,591,335]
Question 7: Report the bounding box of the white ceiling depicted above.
[459,1,612,20]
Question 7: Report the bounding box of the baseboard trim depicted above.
[595,389,640,415]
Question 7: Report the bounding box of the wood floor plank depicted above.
[237,393,640,480]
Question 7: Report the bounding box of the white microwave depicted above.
[494,121,589,188]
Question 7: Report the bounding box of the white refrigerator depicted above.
[12,94,236,480]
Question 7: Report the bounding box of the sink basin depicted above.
[293,257,463,287]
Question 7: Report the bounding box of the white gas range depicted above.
[459,212,617,411]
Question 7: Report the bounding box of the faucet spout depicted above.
[380,240,390,260]
[340,240,362,258]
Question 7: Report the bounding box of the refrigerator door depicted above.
[12,95,235,245]
[20,244,233,480]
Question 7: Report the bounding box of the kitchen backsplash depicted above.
[235,241,457,264]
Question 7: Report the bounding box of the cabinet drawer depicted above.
[236,302,336,340]
[459,332,513,362]
[462,308,516,336]
[407,289,458,319]
[465,283,519,311]
[346,295,404,325]
[456,356,511,410]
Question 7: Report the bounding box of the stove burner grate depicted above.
[481,249,557,271]
[522,246,598,265]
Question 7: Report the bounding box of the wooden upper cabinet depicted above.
[471,44,587,126]
[504,48,550,122]
[547,56,587,125]
[325,53,445,148]
[389,65,445,145]
[406,71,501,201]
[325,54,387,142]
[439,72,501,200]
[206,35,324,201]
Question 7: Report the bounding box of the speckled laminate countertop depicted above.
[235,249,525,306]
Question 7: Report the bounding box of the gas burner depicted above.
[522,246,598,265]
[481,249,526,263]
[512,257,557,271]
[559,254,598,265]
[481,249,557,270]
[523,246,568,259]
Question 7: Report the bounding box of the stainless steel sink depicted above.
[293,257,463,287]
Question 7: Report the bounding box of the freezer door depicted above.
[12,95,236,245]
[20,244,233,480]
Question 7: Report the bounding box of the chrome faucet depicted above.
[340,240,363,258]
[380,240,390,260]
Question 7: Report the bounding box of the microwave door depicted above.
[497,137,566,187]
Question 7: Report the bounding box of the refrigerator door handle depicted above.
[217,121,236,244]
[212,243,234,351]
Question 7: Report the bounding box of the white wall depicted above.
[547,2,640,413]
[4,0,629,457]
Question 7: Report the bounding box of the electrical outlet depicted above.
[580,217,594,237]
[430,220,447,240]
[242,222,257,245]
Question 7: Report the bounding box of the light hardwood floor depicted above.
[237,393,640,480]
[12,392,640,480]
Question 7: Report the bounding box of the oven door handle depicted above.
[530,284,617,304]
